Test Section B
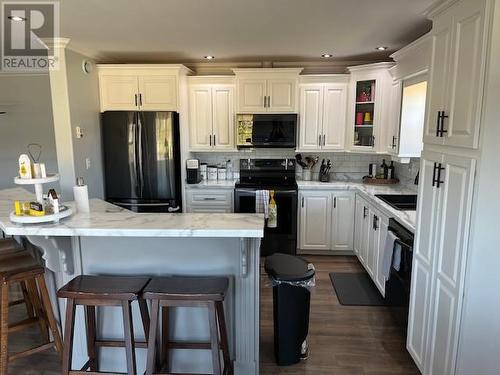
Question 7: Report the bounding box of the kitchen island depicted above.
[0,188,264,374]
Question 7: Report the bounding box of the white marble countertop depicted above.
[185,180,237,189]
[297,180,417,232]
[0,188,264,238]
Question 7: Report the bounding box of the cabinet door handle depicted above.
[436,111,441,137]
[318,135,322,147]
[301,196,304,208]
[267,96,271,108]
[322,134,326,146]
[436,163,445,188]
[391,136,397,149]
[334,197,337,208]
[432,162,438,187]
[209,135,212,146]
[213,134,216,146]
[373,215,378,230]
[371,135,375,147]
[363,206,368,218]
[203,197,217,201]
[139,93,143,106]
[134,94,138,107]
[439,111,448,137]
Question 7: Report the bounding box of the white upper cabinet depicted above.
[138,75,177,111]
[212,86,235,149]
[97,65,191,112]
[188,77,235,151]
[424,0,489,149]
[322,85,347,150]
[347,63,395,153]
[233,69,302,113]
[189,86,213,150]
[386,79,403,156]
[237,79,267,113]
[98,75,139,111]
[267,78,296,112]
[298,85,323,150]
[298,76,348,152]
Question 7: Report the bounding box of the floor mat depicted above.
[329,272,386,306]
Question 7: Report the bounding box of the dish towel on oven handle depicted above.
[255,190,270,219]
[382,230,400,280]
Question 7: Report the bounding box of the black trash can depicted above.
[264,253,315,366]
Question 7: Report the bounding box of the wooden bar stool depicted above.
[143,276,233,375]
[0,254,63,375]
[57,275,151,375]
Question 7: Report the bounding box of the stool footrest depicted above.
[8,317,40,332]
[168,341,223,350]
[8,342,56,362]
[95,339,148,349]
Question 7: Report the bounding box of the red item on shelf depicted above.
[356,112,364,125]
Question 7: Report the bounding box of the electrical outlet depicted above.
[75,126,84,139]
[85,158,91,170]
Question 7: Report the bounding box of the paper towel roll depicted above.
[73,184,90,213]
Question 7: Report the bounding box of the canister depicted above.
[207,165,218,180]
[200,163,208,180]
[217,167,226,180]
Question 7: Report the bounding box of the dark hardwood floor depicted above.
[6,255,419,374]
[260,255,420,375]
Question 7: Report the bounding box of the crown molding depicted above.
[424,0,460,19]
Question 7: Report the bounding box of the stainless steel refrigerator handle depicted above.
[167,205,181,212]
[137,113,144,196]
[128,122,139,196]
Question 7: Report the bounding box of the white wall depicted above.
[0,74,58,189]
[65,50,104,198]
[457,0,500,373]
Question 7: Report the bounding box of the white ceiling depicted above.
[59,0,434,63]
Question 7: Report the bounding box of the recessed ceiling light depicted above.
[321,53,333,58]
[375,46,388,51]
[204,55,215,60]
[8,15,27,22]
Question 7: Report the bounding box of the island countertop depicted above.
[0,188,264,238]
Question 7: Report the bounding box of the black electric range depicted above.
[235,159,297,256]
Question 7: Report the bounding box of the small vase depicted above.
[302,169,312,181]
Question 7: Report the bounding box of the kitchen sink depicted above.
[375,194,417,211]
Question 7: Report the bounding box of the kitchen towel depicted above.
[382,230,399,280]
[392,241,402,271]
[255,190,270,219]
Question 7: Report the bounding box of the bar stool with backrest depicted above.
[143,276,233,375]
[0,249,63,374]
[57,275,152,375]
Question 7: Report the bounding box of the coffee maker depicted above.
[186,159,201,184]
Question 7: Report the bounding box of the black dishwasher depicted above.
[384,218,414,337]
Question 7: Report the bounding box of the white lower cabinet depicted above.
[298,192,332,250]
[298,190,354,252]
[354,194,390,296]
[185,189,233,213]
[407,150,475,374]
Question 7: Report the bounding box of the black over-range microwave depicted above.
[236,114,297,148]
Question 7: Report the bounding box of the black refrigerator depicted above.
[101,111,182,213]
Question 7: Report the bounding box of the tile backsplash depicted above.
[192,149,420,187]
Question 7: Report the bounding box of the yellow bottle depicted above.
[268,191,277,228]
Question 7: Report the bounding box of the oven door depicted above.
[250,114,297,148]
[234,188,297,256]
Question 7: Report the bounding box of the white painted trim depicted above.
[347,62,396,72]
[299,74,350,84]
[424,0,461,19]
[390,33,431,61]
[232,67,304,75]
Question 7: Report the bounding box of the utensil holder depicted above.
[319,172,330,182]
[302,169,312,181]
